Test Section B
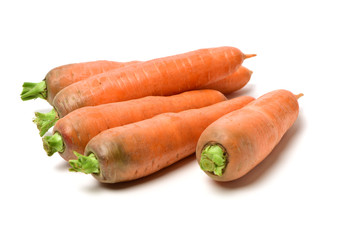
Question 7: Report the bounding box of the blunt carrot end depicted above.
[69,152,99,174]
[20,81,47,101]
[199,145,227,176]
[34,109,59,136]
[43,132,64,156]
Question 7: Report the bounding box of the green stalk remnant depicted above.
[69,152,100,174]
[200,145,227,176]
[43,132,64,156]
[34,109,59,136]
[20,81,47,101]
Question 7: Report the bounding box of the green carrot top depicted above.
[69,152,100,174]
[199,145,227,176]
[21,81,47,101]
[43,132,64,156]
[34,109,59,136]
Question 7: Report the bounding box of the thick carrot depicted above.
[201,66,252,94]
[196,89,303,181]
[43,90,227,160]
[53,47,255,117]
[20,60,138,104]
[68,96,255,183]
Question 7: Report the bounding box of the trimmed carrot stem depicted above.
[43,132,64,156]
[69,152,99,174]
[21,81,47,101]
[200,145,227,176]
[34,109,59,136]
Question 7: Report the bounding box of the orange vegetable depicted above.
[201,66,252,94]
[34,64,253,137]
[53,47,255,117]
[21,59,252,105]
[43,90,227,160]
[68,96,255,183]
[20,60,138,104]
[196,89,303,181]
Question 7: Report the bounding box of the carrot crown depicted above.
[34,109,59,136]
[69,152,99,174]
[20,81,47,101]
[199,145,227,176]
[43,132,64,156]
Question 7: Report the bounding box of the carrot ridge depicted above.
[21,81,47,101]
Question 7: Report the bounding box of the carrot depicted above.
[52,47,255,117]
[201,66,252,94]
[33,64,253,136]
[68,96,255,183]
[20,60,138,104]
[43,90,227,160]
[196,89,303,181]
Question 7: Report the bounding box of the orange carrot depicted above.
[68,96,255,183]
[53,47,255,117]
[196,89,302,181]
[43,90,227,160]
[201,66,252,94]
[20,60,138,104]
[34,64,253,136]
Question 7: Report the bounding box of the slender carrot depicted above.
[196,89,302,181]
[53,47,255,117]
[43,90,227,160]
[68,96,255,183]
[201,66,253,94]
[34,64,253,136]
[20,60,138,104]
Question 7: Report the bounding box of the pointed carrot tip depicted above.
[245,54,257,59]
[295,93,304,100]
[249,70,254,76]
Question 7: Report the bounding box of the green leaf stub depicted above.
[69,152,100,174]
[200,145,227,176]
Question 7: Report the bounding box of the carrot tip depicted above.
[244,54,257,59]
[34,109,59,136]
[43,132,64,156]
[199,145,227,176]
[69,152,99,174]
[20,81,47,101]
[295,93,304,100]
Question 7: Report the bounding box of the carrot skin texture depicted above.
[53,47,248,117]
[201,66,252,94]
[82,96,255,183]
[45,60,138,104]
[196,89,300,182]
[53,90,227,161]
[34,64,253,136]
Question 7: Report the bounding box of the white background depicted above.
[1,0,339,239]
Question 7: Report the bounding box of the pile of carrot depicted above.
[21,46,302,185]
